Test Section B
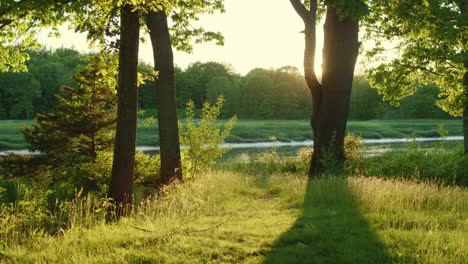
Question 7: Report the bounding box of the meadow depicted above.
[2,172,466,263]
[0,119,463,150]
[1,117,466,263]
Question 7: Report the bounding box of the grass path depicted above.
[3,172,467,263]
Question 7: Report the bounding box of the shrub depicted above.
[0,179,51,248]
[295,133,364,174]
[179,96,237,178]
[358,145,467,186]
[134,151,161,186]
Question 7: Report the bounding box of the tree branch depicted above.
[290,0,311,22]
[396,63,443,76]
[0,18,14,30]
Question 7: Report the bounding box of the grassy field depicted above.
[2,172,466,263]
[0,119,463,149]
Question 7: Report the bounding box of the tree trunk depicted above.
[290,1,359,176]
[310,8,359,176]
[464,101,467,155]
[109,4,140,215]
[461,0,468,154]
[463,52,468,154]
[146,11,183,185]
[90,133,96,163]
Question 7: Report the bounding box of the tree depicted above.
[144,1,225,184]
[349,76,380,120]
[108,3,140,213]
[137,62,158,109]
[28,49,85,115]
[0,71,40,119]
[23,54,117,163]
[240,74,276,118]
[290,0,367,176]
[0,48,87,119]
[178,62,236,108]
[206,77,240,117]
[365,0,467,153]
[146,10,183,185]
[239,67,311,119]
[65,1,225,205]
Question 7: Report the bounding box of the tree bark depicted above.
[109,4,140,215]
[461,0,468,154]
[291,1,359,177]
[146,10,183,185]
[464,96,467,155]
[310,8,360,175]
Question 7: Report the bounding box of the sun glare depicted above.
[39,0,326,76]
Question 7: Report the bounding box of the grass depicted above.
[2,172,466,263]
[0,120,32,150]
[0,119,463,150]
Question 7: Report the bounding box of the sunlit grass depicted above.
[2,172,466,263]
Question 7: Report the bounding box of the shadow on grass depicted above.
[263,176,393,263]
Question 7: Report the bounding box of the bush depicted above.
[134,151,160,186]
[179,96,237,178]
[0,179,51,248]
[357,145,468,186]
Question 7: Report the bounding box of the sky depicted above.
[38,0,329,75]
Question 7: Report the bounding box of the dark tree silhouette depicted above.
[109,4,140,215]
[146,10,183,185]
[290,0,365,176]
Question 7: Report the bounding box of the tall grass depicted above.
[2,172,466,263]
[349,176,467,263]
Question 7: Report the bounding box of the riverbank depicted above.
[0,119,463,150]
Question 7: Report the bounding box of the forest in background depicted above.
[0,48,452,121]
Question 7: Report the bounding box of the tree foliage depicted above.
[67,0,225,52]
[23,54,117,163]
[0,0,69,72]
[205,76,240,118]
[365,0,467,117]
[176,61,237,107]
[0,71,40,119]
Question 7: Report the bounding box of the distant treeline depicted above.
[0,48,452,120]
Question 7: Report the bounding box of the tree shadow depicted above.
[263,176,393,263]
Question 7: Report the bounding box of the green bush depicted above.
[0,179,51,248]
[134,151,160,186]
[356,145,468,186]
[179,96,236,178]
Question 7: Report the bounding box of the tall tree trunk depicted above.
[464,95,467,155]
[109,4,140,215]
[461,0,468,154]
[310,8,359,175]
[290,0,359,177]
[146,11,183,185]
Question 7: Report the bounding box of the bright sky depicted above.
[38,0,330,75]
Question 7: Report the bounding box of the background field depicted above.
[0,119,463,150]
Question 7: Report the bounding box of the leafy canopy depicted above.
[364,0,467,116]
[69,0,225,52]
[0,0,68,72]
